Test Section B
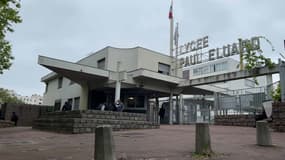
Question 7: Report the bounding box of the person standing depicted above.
[11,112,18,126]
[159,106,165,121]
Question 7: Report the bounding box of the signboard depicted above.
[177,36,260,67]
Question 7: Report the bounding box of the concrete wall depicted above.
[33,110,159,133]
[43,77,81,109]
[214,115,255,127]
[77,47,108,68]
[2,103,52,126]
[272,102,285,132]
[107,47,139,72]
[137,48,172,73]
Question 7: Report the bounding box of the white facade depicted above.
[183,58,269,93]
[39,46,277,125]
[19,94,43,105]
[39,46,197,112]
[6,89,43,105]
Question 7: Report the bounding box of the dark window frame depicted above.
[58,77,63,89]
[97,58,106,69]
[158,62,170,75]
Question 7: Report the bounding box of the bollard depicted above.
[256,120,272,146]
[94,125,116,160]
[195,123,212,154]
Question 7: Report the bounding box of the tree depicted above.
[272,84,281,102]
[0,88,23,104]
[242,37,275,85]
[0,0,22,74]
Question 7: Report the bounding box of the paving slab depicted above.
[0,125,285,160]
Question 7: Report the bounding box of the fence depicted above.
[216,86,268,115]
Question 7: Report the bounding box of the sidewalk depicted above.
[0,125,284,160]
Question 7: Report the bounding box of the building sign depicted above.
[178,36,260,67]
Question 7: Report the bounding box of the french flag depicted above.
[168,0,173,19]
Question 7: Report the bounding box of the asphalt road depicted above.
[0,125,284,160]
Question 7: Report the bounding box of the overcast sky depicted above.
[0,0,284,96]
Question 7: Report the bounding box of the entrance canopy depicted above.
[38,56,109,85]
[39,55,214,96]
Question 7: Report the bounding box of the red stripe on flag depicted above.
[168,1,173,19]
[169,12,173,19]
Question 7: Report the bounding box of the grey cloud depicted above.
[1,0,284,96]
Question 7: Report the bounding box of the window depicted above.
[74,97,80,110]
[183,70,190,79]
[97,58,105,69]
[192,61,228,76]
[126,95,145,108]
[54,99,61,111]
[158,63,170,75]
[215,61,227,72]
[58,77,63,89]
[127,96,135,108]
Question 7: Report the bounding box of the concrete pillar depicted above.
[115,81,121,101]
[214,92,219,116]
[195,123,212,154]
[155,97,159,124]
[115,61,121,102]
[79,84,88,110]
[179,94,183,124]
[202,96,206,122]
[94,125,116,160]
[279,59,285,102]
[145,95,151,121]
[175,95,179,124]
[256,121,272,146]
[169,91,173,125]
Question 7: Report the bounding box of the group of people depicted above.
[60,100,124,112]
[98,100,124,112]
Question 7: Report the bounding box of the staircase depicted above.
[33,110,159,133]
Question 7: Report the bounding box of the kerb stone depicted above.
[256,120,272,146]
[195,123,212,154]
[94,125,116,160]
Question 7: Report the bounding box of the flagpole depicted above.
[168,0,174,125]
[170,16,174,58]
[174,22,179,76]
[169,0,174,77]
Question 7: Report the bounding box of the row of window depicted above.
[192,61,228,76]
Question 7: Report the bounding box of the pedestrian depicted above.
[11,112,18,126]
[159,105,165,120]
[62,101,69,111]
[115,100,124,112]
